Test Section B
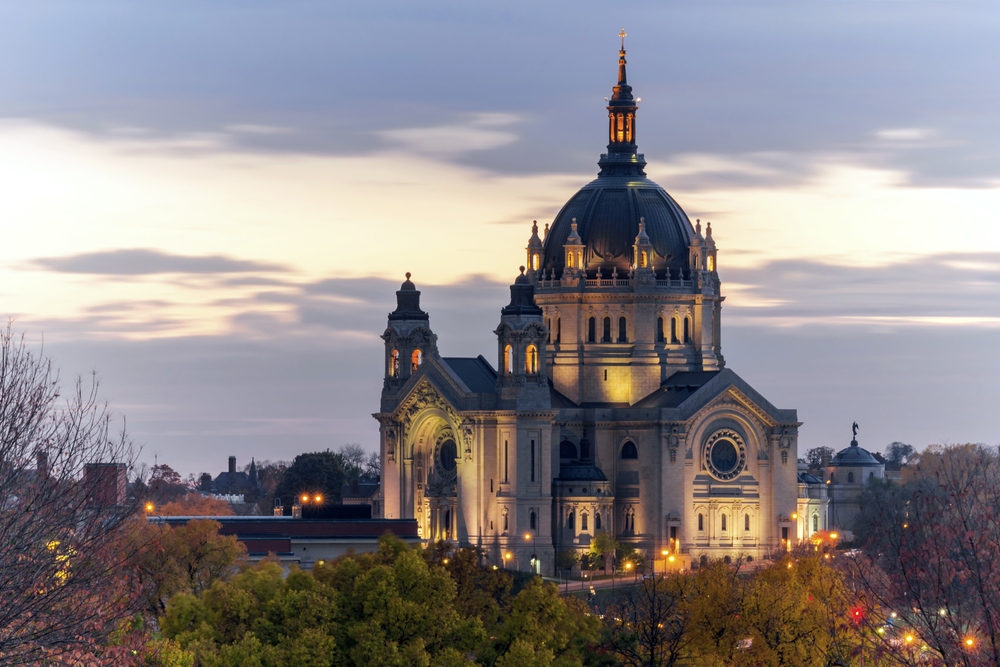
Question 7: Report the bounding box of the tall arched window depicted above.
[848,472,855,483]
[813,515,818,532]
[581,512,589,531]
[504,345,513,374]
[411,349,422,371]
[671,318,678,344]
[707,255,714,271]
[621,441,638,459]
[532,253,539,270]
[657,317,664,343]
[721,514,727,531]
[698,513,704,531]
[618,317,627,343]
[595,512,602,530]
[640,250,648,268]
[525,345,538,374]
[546,318,551,343]
[745,513,750,531]
[556,318,561,343]
[683,317,691,343]
[568,510,575,530]
[530,511,536,530]
[588,317,596,342]
[389,350,400,378]
[602,317,612,342]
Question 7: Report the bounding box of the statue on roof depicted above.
[852,421,859,438]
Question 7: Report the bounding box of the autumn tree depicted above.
[130,518,247,616]
[156,493,235,517]
[847,444,1000,666]
[0,325,146,665]
[591,531,619,579]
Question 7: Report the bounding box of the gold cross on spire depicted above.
[619,28,627,50]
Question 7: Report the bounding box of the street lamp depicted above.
[145,502,154,513]
[504,552,512,570]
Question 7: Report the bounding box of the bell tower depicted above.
[381,273,438,400]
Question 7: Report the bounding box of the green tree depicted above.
[274,450,348,506]
[556,549,579,578]
[590,532,618,579]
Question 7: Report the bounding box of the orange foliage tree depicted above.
[157,493,234,516]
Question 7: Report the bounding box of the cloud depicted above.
[31,249,289,276]
[377,113,522,155]
[225,124,293,135]
[875,128,938,142]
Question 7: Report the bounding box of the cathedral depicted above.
[373,41,817,575]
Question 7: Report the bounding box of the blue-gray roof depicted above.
[631,371,720,408]
[557,464,608,481]
[442,356,497,394]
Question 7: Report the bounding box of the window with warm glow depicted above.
[532,254,539,270]
[640,250,648,268]
[390,350,399,378]
[707,255,715,271]
[504,345,513,374]
[617,114,624,142]
[411,349,422,371]
[525,345,538,373]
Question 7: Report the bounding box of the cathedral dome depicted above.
[830,438,881,467]
[541,176,693,276]
[540,38,695,277]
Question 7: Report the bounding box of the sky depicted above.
[1,1,998,477]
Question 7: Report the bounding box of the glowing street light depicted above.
[524,533,531,540]
[314,495,322,503]
[965,637,975,648]
[145,502,154,513]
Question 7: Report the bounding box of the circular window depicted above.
[433,432,459,481]
[704,430,747,481]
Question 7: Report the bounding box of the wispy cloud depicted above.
[376,113,522,155]
[31,249,288,275]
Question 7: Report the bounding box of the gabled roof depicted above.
[341,482,380,500]
[441,356,497,394]
[631,371,721,408]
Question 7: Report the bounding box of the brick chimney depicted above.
[37,451,48,478]
[228,456,236,474]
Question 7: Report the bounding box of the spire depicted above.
[599,31,645,177]
[389,272,428,321]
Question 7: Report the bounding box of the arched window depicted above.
[411,349,422,371]
[683,317,691,343]
[640,250,648,268]
[568,510,575,530]
[595,512,602,530]
[812,515,819,532]
[657,317,664,343]
[707,255,714,271]
[869,471,874,479]
[532,253,539,271]
[530,511,536,530]
[588,317,596,342]
[504,345,513,374]
[525,345,538,374]
[556,318,561,343]
[581,513,589,531]
[546,318,551,343]
[621,441,638,459]
[390,350,400,378]
[745,513,750,531]
[618,317,627,343]
[560,441,578,459]
[602,317,612,342]
[617,113,624,142]
[848,472,855,483]
[721,514,727,531]
[671,318,678,344]
[698,513,704,531]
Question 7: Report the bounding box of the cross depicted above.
[619,29,627,49]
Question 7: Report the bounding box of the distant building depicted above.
[84,462,128,507]
[210,455,260,499]
[151,509,419,569]
[823,434,885,532]
[341,478,380,517]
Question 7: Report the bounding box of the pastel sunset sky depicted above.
[2,1,998,476]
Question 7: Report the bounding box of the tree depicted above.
[556,549,579,577]
[848,444,1000,666]
[364,450,381,479]
[591,531,619,582]
[273,450,348,506]
[805,446,835,469]
[0,325,146,665]
[148,463,188,503]
[156,493,235,517]
[883,441,914,469]
[130,518,247,616]
[339,443,368,481]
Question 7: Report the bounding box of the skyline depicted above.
[2,2,998,476]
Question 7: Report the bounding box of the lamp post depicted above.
[504,552,512,570]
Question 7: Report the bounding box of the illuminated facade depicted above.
[374,42,806,574]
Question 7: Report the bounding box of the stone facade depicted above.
[372,43,818,575]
